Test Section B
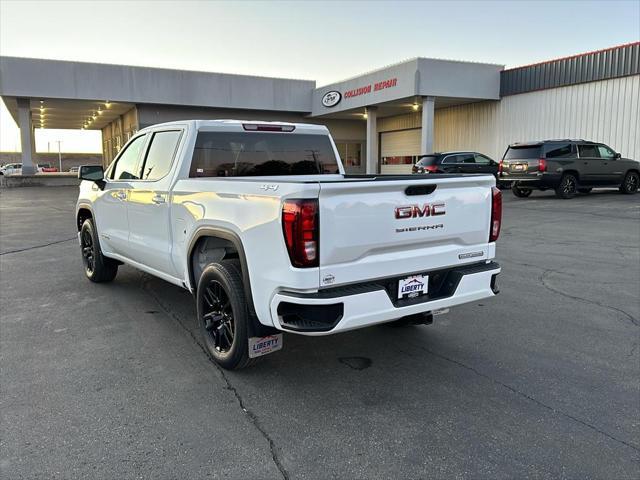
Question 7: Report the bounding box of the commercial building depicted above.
[1,42,638,174]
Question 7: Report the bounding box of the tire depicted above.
[80,218,118,282]
[578,188,592,194]
[619,171,639,194]
[555,173,578,199]
[512,184,533,198]
[196,259,257,370]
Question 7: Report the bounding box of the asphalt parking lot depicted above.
[1,186,638,479]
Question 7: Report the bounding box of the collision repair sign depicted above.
[343,77,398,99]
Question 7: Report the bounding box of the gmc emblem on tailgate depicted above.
[395,203,446,219]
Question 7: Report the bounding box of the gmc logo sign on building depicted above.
[395,203,446,219]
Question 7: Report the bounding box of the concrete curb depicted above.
[0,174,80,188]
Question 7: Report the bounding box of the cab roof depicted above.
[139,119,329,133]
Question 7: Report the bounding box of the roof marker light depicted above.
[242,124,295,132]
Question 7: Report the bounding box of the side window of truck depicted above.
[110,134,147,180]
[545,144,574,158]
[597,145,615,159]
[578,144,600,159]
[140,130,183,181]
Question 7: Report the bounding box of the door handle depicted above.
[115,191,127,200]
[152,194,166,204]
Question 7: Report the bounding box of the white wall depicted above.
[433,75,640,160]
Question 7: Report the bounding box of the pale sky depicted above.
[1,0,639,152]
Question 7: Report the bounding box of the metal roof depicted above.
[500,42,639,96]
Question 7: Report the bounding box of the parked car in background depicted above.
[38,163,59,173]
[500,140,639,198]
[0,163,22,175]
[412,152,499,178]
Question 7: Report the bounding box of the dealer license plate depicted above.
[398,274,428,299]
[248,334,283,358]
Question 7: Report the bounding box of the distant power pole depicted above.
[56,140,62,172]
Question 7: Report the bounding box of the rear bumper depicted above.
[269,261,500,336]
[500,172,560,188]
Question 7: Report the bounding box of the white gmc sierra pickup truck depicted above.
[76,120,502,369]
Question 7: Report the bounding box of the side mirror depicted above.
[79,165,105,189]
[614,152,621,159]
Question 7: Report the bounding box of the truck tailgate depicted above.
[318,175,495,287]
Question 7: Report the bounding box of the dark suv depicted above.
[500,140,639,198]
[412,152,499,176]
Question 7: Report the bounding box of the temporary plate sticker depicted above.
[398,275,428,299]
[249,334,283,358]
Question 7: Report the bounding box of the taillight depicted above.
[498,159,504,175]
[538,158,547,172]
[489,186,502,242]
[282,199,319,268]
[424,165,439,173]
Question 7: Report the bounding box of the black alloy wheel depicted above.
[80,227,95,275]
[79,218,118,282]
[620,171,639,194]
[556,174,577,199]
[201,280,235,354]
[196,260,256,369]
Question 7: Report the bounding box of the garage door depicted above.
[380,129,421,174]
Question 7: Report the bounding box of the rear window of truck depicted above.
[190,132,340,177]
[504,146,541,160]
